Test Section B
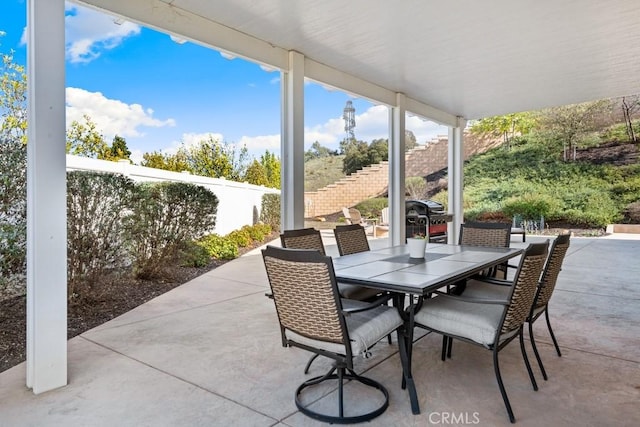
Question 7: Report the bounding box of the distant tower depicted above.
[343,100,356,141]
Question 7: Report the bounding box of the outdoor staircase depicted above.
[304,133,503,217]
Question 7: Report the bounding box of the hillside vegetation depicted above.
[304,126,640,229]
[448,134,640,228]
[304,155,346,191]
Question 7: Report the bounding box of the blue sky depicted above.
[2,1,447,163]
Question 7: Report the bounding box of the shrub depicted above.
[67,171,138,299]
[0,135,26,297]
[260,193,280,231]
[226,228,252,247]
[242,223,271,242]
[178,241,212,268]
[127,181,218,279]
[354,197,388,219]
[405,176,427,199]
[502,194,553,221]
[197,234,238,260]
[624,201,640,223]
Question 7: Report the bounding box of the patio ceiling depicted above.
[79,0,640,121]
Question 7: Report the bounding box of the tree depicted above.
[470,112,537,150]
[0,50,27,143]
[305,141,337,161]
[141,150,190,172]
[539,100,613,161]
[66,114,109,158]
[244,160,269,186]
[100,135,132,161]
[621,96,640,142]
[368,138,389,164]
[260,150,280,189]
[140,136,250,180]
[405,130,418,150]
[342,139,370,174]
[182,136,249,180]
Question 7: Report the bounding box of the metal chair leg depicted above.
[441,336,448,361]
[493,348,516,423]
[303,353,320,374]
[519,329,538,390]
[545,309,562,357]
[529,319,548,380]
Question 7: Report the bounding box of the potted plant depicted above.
[407,233,428,258]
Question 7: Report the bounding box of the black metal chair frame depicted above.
[277,226,391,373]
[262,246,405,424]
[413,242,549,423]
[527,233,570,380]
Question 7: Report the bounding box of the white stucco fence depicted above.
[66,155,280,236]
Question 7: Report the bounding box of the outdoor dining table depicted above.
[332,243,523,415]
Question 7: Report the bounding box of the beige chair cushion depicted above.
[462,279,511,300]
[414,295,517,347]
[338,283,381,301]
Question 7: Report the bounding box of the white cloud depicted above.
[180,132,225,149]
[407,116,449,144]
[238,134,280,153]
[65,87,175,140]
[65,4,140,63]
[301,104,448,150]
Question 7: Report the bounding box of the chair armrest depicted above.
[432,290,509,305]
[341,293,393,315]
[469,277,513,287]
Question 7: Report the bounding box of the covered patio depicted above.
[20,0,640,406]
[1,233,638,426]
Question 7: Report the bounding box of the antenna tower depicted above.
[343,100,356,141]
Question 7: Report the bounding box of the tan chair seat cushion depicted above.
[338,283,382,301]
[414,295,517,347]
[462,279,511,300]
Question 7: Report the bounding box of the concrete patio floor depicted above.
[1,233,639,426]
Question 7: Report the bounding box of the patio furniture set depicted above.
[262,223,570,424]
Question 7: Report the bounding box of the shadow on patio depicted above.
[1,234,638,426]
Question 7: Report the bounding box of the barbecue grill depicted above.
[405,199,454,243]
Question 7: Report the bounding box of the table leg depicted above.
[393,293,420,414]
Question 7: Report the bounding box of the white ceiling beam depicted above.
[405,97,459,128]
[304,59,396,106]
[76,0,289,70]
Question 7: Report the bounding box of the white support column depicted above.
[280,51,305,231]
[26,0,68,393]
[448,117,466,244]
[389,93,407,246]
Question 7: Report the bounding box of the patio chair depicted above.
[333,224,391,343]
[280,227,326,255]
[412,241,549,423]
[376,207,389,236]
[333,223,371,256]
[459,221,513,280]
[462,233,571,380]
[261,246,404,424]
[342,207,375,235]
[279,227,386,372]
